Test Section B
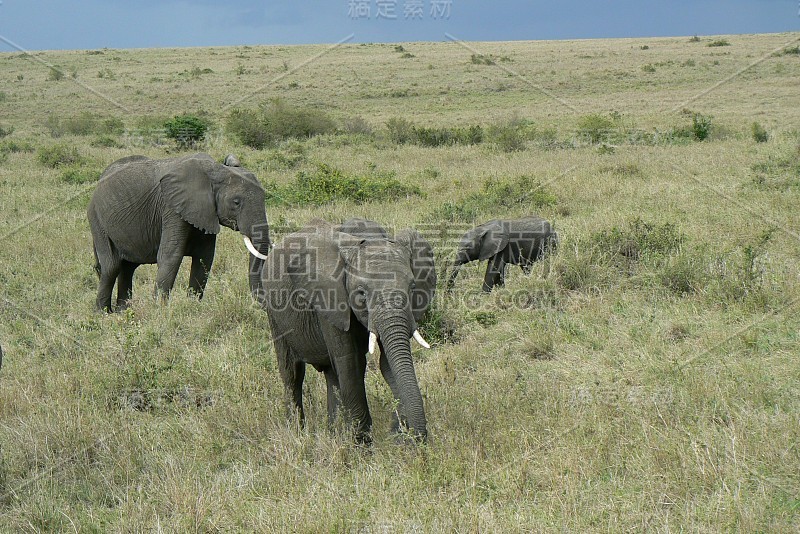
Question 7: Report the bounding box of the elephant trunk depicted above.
[243,223,271,296]
[377,317,428,441]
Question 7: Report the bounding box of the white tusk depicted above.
[412,330,431,349]
[243,236,269,260]
[368,332,378,355]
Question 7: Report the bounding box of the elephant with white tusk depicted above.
[447,216,559,292]
[260,219,436,443]
[87,153,271,312]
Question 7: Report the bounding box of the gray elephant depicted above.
[336,217,390,241]
[447,216,559,292]
[88,153,271,312]
[260,220,436,443]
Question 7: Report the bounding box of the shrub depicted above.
[227,100,336,149]
[470,54,495,65]
[164,113,212,147]
[751,122,768,143]
[659,251,708,295]
[0,139,35,153]
[44,113,126,137]
[642,64,657,73]
[430,174,557,222]
[386,117,415,144]
[707,39,731,47]
[386,118,483,147]
[266,163,422,206]
[60,165,102,184]
[779,45,800,56]
[417,302,462,345]
[341,116,374,136]
[486,117,533,152]
[577,113,615,144]
[0,125,13,138]
[691,113,712,141]
[37,144,86,168]
[689,35,701,42]
[595,218,685,260]
[48,67,64,81]
[91,136,123,148]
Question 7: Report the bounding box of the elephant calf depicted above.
[447,216,559,292]
[261,219,436,443]
[88,153,271,312]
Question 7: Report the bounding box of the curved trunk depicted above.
[378,318,427,440]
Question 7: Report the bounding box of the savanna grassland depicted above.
[1,32,800,531]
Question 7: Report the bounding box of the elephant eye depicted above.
[232,197,242,206]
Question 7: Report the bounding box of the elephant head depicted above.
[278,226,436,440]
[160,153,271,293]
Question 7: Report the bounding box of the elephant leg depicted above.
[482,255,507,292]
[96,262,120,313]
[323,369,342,428]
[378,345,403,433]
[331,352,372,443]
[188,235,216,299]
[115,261,138,310]
[155,223,190,299]
[273,326,306,425]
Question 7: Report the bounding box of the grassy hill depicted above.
[1,32,799,530]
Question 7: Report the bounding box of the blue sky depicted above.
[0,1,797,51]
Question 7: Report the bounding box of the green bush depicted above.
[266,163,421,206]
[0,139,35,154]
[595,218,685,260]
[91,136,123,148]
[707,39,731,47]
[37,144,86,168]
[751,122,769,143]
[386,118,415,144]
[658,251,709,295]
[386,118,483,147]
[486,117,533,152]
[60,165,102,184]
[48,67,64,81]
[164,113,212,147]
[470,54,495,65]
[577,113,615,144]
[431,174,557,222]
[0,125,13,138]
[227,100,335,149]
[44,113,126,138]
[779,45,800,56]
[691,113,712,141]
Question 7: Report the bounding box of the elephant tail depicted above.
[92,243,101,278]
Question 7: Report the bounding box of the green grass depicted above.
[1,33,799,531]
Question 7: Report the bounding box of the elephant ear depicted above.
[284,229,351,332]
[476,220,509,261]
[160,156,220,234]
[396,229,437,323]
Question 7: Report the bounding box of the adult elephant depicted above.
[447,216,559,292]
[260,221,436,443]
[88,153,270,312]
[336,217,390,241]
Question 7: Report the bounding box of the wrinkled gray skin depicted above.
[260,220,436,443]
[88,153,270,312]
[447,216,559,292]
[336,217,390,241]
